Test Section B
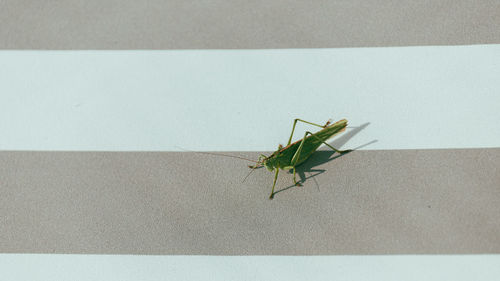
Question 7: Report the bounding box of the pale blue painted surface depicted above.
[0,45,499,151]
[0,254,499,281]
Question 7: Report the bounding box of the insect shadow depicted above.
[272,122,376,196]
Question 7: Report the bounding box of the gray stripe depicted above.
[1,0,499,49]
[1,149,498,254]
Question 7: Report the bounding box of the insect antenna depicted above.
[176,146,262,183]
[174,146,258,164]
[242,164,260,183]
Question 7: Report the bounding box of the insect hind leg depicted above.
[287,118,331,145]
[304,131,352,154]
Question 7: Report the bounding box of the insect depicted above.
[179,118,351,199]
[248,118,351,199]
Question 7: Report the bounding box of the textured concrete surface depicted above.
[1,0,499,49]
[1,149,499,254]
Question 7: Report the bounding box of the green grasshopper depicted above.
[248,118,351,199]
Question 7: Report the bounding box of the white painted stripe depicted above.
[0,254,498,281]
[1,45,499,151]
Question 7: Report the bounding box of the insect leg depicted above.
[288,131,311,186]
[249,154,267,169]
[287,118,328,145]
[290,131,310,165]
[292,167,302,186]
[269,169,279,199]
[305,131,352,154]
